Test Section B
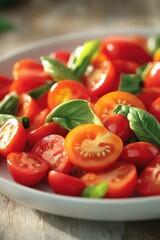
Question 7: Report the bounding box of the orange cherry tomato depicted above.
[153,48,160,62]
[94,91,146,123]
[65,123,123,171]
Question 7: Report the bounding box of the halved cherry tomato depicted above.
[119,142,159,169]
[50,50,71,65]
[0,118,26,157]
[103,114,134,144]
[94,91,146,123]
[136,155,160,196]
[137,87,160,109]
[82,162,137,198]
[65,123,123,171]
[143,62,160,88]
[83,60,117,97]
[48,171,86,196]
[149,96,160,122]
[7,151,49,186]
[16,94,40,124]
[101,38,152,65]
[0,74,12,100]
[32,134,72,174]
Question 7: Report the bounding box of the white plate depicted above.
[0,28,160,221]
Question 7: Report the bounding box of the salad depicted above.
[0,34,160,199]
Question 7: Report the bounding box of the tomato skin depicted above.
[101,39,152,65]
[143,62,160,88]
[0,118,26,157]
[7,152,49,186]
[94,91,146,123]
[137,87,160,110]
[119,142,160,169]
[103,114,134,144]
[47,80,91,110]
[32,134,72,174]
[112,60,139,75]
[0,74,12,100]
[82,162,137,198]
[48,171,86,196]
[83,60,117,97]
[153,48,160,62]
[50,50,70,64]
[136,156,160,196]
[149,96,160,122]
[65,123,123,171]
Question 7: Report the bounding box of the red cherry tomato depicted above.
[50,50,71,65]
[0,74,12,100]
[103,114,134,144]
[137,87,160,109]
[65,123,123,171]
[30,108,50,130]
[101,38,152,65]
[112,60,139,75]
[83,60,117,97]
[47,80,91,110]
[136,155,160,196]
[149,96,160,122]
[48,171,86,196]
[7,151,49,186]
[32,134,72,174]
[119,142,159,169]
[0,118,26,157]
[94,91,146,123]
[82,162,137,198]
[143,62,160,88]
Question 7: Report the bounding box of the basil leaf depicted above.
[0,114,29,129]
[113,104,160,147]
[0,92,19,115]
[118,74,142,94]
[81,182,108,198]
[28,82,53,100]
[147,35,160,54]
[41,57,78,81]
[113,104,130,117]
[45,99,102,130]
[68,39,100,78]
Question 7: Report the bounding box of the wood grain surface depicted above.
[0,0,160,239]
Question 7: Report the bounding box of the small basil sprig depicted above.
[0,92,19,115]
[118,74,142,95]
[68,39,100,79]
[0,114,29,129]
[81,182,108,198]
[45,99,102,130]
[113,104,160,147]
[28,82,53,100]
[41,57,78,81]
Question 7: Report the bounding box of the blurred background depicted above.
[0,0,160,55]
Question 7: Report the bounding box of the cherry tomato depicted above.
[83,60,117,97]
[119,142,159,169]
[82,162,137,198]
[136,155,160,196]
[94,91,146,123]
[101,38,152,65]
[48,171,86,196]
[137,87,160,109]
[112,60,139,76]
[153,48,160,62]
[143,62,160,88]
[16,94,40,124]
[7,151,49,186]
[50,50,70,64]
[0,118,26,157]
[30,108,50,130]
[47,80,91,110]
[0,74,12,100]
[32,134,72,174]
[103,114,134,144]
[65,123,123,171]
[149,96,160,122]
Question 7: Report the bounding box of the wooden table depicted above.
[0,1,160,239]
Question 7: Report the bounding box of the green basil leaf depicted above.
[0,92,19,115]
[81,182,108,198]
[113,104,130,117]
[147,35,160,54]
[113,104,160,147]
[68,39,100,78]
[28,82,53,100]
[45,99,102,130]
[118,74,142,94]
[41,57,78,82]
[0,114,30,129]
